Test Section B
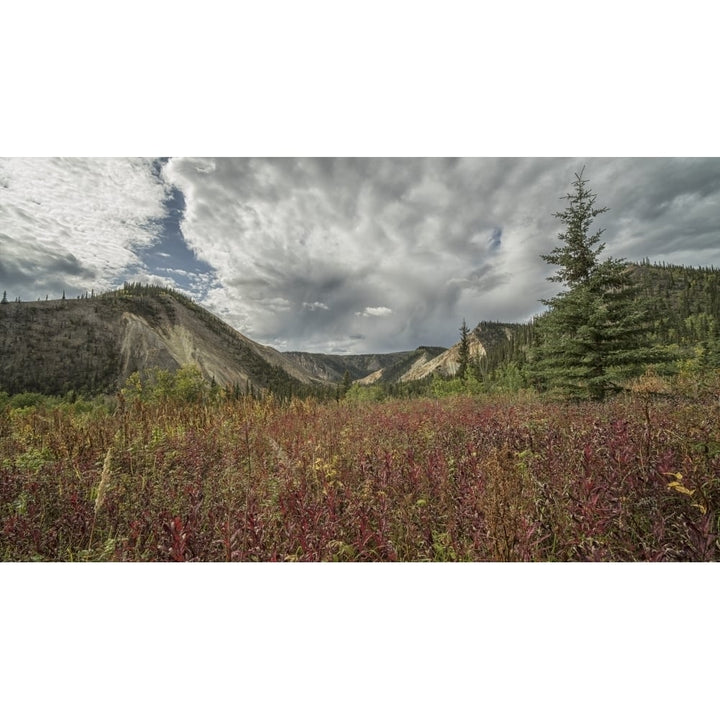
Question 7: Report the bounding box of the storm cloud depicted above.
[2,157,719,352]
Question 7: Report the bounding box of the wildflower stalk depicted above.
[88,445,113,551]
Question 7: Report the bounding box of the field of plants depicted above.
[1,382,718,561]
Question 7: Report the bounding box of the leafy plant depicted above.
[1,390,717,561]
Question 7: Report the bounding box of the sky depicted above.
[1,157,719,354]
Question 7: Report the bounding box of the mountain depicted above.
[0,285,325,397]
[354,346,453,385]
[389,322,531,382]
[283,346,447,384]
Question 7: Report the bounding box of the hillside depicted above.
[285,325,531,388]
[399,322,530,382]
[0,285,325,397]
[284,346,447,384]
[630,261,720,345]
[348,322,532,385]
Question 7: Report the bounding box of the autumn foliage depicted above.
[1,388,718,562]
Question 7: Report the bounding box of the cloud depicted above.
[356,306,393,317]
[0,157,168,298]
[156,157,720,351]
[303,301,329,311]
[488,228,502,251]
[159,157,547,350]
[3,157,720,353]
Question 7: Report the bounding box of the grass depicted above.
[1,391,718,561]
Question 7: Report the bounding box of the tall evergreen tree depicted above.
[533,171,661,400]
[341,370,352,397]
[457,319,470,380]
[541,167,608,288]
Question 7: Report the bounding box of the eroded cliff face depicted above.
[119,312,178,377]
[355,348,451,385]
[398,336,489,382]
[357,324,519,383]
[286,347,450,386]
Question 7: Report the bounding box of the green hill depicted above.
[0,284,325,398]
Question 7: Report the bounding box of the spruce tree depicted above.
[341,370,352,396]
[533,171,661,400]
[457,319,470,380]
[541,167,608,289]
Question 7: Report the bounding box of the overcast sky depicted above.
[1,157,719,353]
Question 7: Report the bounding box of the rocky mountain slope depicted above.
[355,346,454,385]
[0,286,325,397]
[380,322,529,383]
[283,346,447,384]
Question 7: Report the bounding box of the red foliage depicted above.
[1,394,718,561]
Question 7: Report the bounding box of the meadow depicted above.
[1,383,718,561]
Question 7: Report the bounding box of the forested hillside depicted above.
[632,260,720,348]
[454,261,720,394]
[0,283,326,399]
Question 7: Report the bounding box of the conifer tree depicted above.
[457,319,470,380]
[533,170,662,400]
[541,167,608,288]
[341,370,352,396]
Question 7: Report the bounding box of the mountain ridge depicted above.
[0,286,324,397]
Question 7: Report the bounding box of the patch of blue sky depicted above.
[488,227,502,251]
[136,169,216,298]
